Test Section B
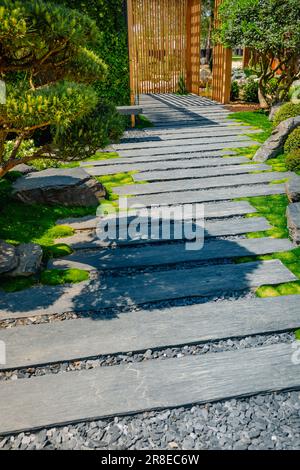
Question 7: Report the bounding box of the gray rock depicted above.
[253,116,300,162]
[269,102,284,121]
[286,203,300,244]
[12,164,36,175]
[286,176,300,203]
[12,168,106,207]
[7,243,43,277]
[0,241,18,274]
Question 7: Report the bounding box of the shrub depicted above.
[273,103,300,127]
[0,0,114,177]
[242,79,259,103]
[284,128,300,154]
[286,149,300,172]
[230,81,239,101]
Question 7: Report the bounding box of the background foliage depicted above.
[55,0,130,105]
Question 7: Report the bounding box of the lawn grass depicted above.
[135,115,154,128]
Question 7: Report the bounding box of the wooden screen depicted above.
[127,0,201,101]
[211,0,232,104]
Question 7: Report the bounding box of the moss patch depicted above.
[41,269,89,286]
[228,110,272,142]
[135,115,154,129]
[0,276,36,293]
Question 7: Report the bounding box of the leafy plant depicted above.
[215,0,300,108]
[230,81,239,101]
[242,79,259,103]
[284,128,300,154]
[177,75,188,95]
[289,85,300,104]
[286,149,300,172]
[0,0,117,177]
[273,103,300,127]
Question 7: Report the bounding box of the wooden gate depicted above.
[127,0,231,104]
[127,0,201,101]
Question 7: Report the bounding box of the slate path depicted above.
[0,93,299,437]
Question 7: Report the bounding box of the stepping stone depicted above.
[56,201,257,230]
[81,150,235,167]
[135,129,260,141]
[1,296,299,371]
[49,238,293,271]
[143,124,255,135]
[83,156,248,176]
[129,183,286,207]
[0,342,299,434]
[116,172,290,196]
[118,141,260,158]
[133,164,270,182]
[53,217,271,249]
[114,135,251,151]
[0,260,295,319]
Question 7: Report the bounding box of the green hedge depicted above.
[55,0,130,105]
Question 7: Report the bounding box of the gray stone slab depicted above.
[116,106,143,115]
[54,217,271,249]
[143,124,254,135]
[56,201,257,230]
[81,150,235,166]
[118,141,259,157]
[0,260,296,320]
[1,296,299,371]
[136,129,259,141]
[129,184,286,207]
[0,342,299,434]
[84,157,250,176]
[116,172,290,196]
[133,164,270,182]
[114,135,251,151]
[49,238,293,271]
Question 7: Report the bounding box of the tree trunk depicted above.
[258,80,269,109]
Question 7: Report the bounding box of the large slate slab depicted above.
[12,168,105,207]
[1,295,299,371]
[128,184,286,207]
[287,202,300,244]
[84,156,248,176]
[0,343,299,434]
[0,260,296,319]
[116,172,290,196]
[54,217,271,249]
[56,201,257,230]
[114,135,251,151]
[138,128,260,141]
[49,238,293,271]
[0,241,18,274]
[118,141,260,157]
[133,164,269,182]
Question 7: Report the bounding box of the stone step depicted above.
[129,183,286,207]
[0,342,299,435]
[142,124,254,135]
[0,260,296,320]
[147,119,242,129]
[121,129,259,143]
[114,135,251,151]
[116,172,290,196]
[54,217,271,250]
[56,201,257,230]
[49,238,293,272]
[1,295,299,372]
[118,141,259,158]
[133,164,270,182]
[83,156,248,176]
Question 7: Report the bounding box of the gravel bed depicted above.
[0,332,294,382]
[0,290,255,329]
[1,390,299,450]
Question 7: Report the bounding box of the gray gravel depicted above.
[1,390,299,450]
[0,332,295,382]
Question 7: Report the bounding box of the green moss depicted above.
[270,178,289,185]
[135,115,154,129]
[224,145,259,159]
[43,243,73,260]
[295,329,300,340]
[228,110,272,143]
[267,154,288,172]
[0,276,36,293]
[96,171,147,203]
[41,268,89,286]
[256,281,300,298]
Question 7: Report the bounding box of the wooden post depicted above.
[186,0,201,94]
[211,0,232,104]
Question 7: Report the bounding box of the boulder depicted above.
[253,116,300,162]
[11,164,36,175]
[12,168,106,207]
[0,241,18,274]
[7,243,43,277]
[269,102,284,121]
[286,203,300,245]
[286,176,300,203]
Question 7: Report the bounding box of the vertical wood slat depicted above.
[212,0,232,104]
